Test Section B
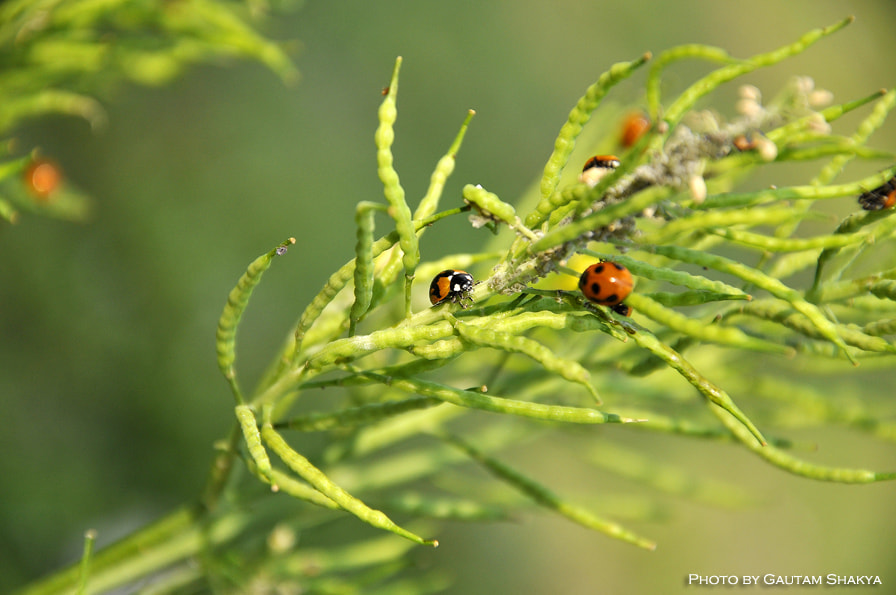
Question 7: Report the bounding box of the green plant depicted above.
[0,0,296,223]
[15,14,896,595]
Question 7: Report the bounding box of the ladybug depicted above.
[731,131,777,161]
[610,302,632,317]
[732,133,757,152]
[619,111,650,148]
[578,262,633,307]
[579,154,620,188]
[23,158,62,200]
[429,269,475,307]
[858,176,896,211]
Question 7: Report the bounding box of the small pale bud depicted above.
[688,174,707,203]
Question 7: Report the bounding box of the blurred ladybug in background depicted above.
[23,157,62,201]
[578,262,633,312]
[858,176,896,211]
[579,154,620,188]
[619,111,650,148]
[429,269,475,307]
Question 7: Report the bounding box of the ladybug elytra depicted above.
[578,262,633,307]
[429,269,475,307]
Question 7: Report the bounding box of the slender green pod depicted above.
[216,237,295,403]
[235,404,272,481]
[353,372,640,424]
[76,530,97,595]
[625,323,768,446]
[649,244,854,362]
[388,493,512,522]
[264,467,341,510]
[349,202,387,335]
[307,320,455,370]
[731,300,896,354]
[766,250,824,281]
[462,183,538,240]
[624,293,791,354]
[645,44,736,120]
[621,335,698,377]
[280,396,442,432]
[409,337,466,360]
[869,279,896,301]
[773,143,891,165]
[163,0,299,83]
[261,423,438,546]
[0,89,106,132]
[588,442,756,508]
[415,109,476,220]
[584,250,751,298]
[0,198,16,223]
[707,402,896,482]
[643,205,820,245]
[698,168,896,210]
[642,290,750,307]
[862,318,896,337]
[610,407,802,450]
[662,17,853,127]
[527,52,651,229]
[710,226,868,252]
[376,57,418,316]
[812,194,896,294]
[764,90,887,150]
[452,317,602,402]
[441,433,657,550]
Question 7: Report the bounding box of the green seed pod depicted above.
[733,300,896,354]
[526,53,651,229]
[376,57,419,315]
[453,318,601,403]
[265,467,340,510]
[235,404,272,480]
[711,226,867,252]
[349,202,386,335]
[261,424,437,546]
[624,293,792,354]
[626,324,768,447]
[662,17,853,126]
[585,250,750,298]
[216,238,295,403]
[651,244,854,363]
[416,110,475,220]
[365,373,638,424]
[282,396,441,432]
[646,44,734,121]
[441,433,657,550]
[462,183,515,223]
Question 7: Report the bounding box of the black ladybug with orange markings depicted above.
[858,176,896,211]
[429,269,475,307]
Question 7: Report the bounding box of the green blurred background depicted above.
[2,1,896,593]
